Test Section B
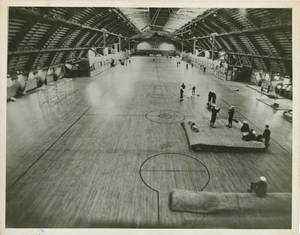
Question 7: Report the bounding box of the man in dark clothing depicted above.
[242,129,257,141]
[263,125,271,148]
[227,106,235,128]
[212,92,217,104]
[208,91,213,103]
[186,63,189,69]
[247,176,268,197]
[241,121,250,133]
[181,83,186,90]
[180,87,184,101]
[192,85,196,95]
[207,91,213,109]
[210,105,220,127]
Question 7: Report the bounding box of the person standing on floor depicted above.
[263,125,271,149]
[207,91,213,109]
[212,92,217,104]
[227,106,235,128]
[210,105,220,128]
[186,63,189,69]
[180,87,184,101]
[192,85,196,95]
[247,176,268,197]
[208,91,212,103]
[181,83,186,90]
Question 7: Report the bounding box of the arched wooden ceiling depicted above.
[8,7,292,76]
[8,7,139,73]
[175,8,292,76]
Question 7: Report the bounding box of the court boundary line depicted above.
[7,106,91,190]
[139,152,211,225]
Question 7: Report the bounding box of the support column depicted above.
[210,33,218,61]
[118,36,121,52]
[210,35,213,60]
[103,32,106,48]
[181,40,183,53]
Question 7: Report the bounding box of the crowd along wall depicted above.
[88,49,126,78]
[183,53,229,80]
[7,64,65,99]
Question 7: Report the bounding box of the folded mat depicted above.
[170,190,291,214]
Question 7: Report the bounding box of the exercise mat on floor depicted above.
[182,119,265,151]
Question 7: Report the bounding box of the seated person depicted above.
[240,120,250,133]
[190,122,199,132]
[247,176,268,197]
[188,121,199,132]
[242,129,257,141]
[255,134,264,142]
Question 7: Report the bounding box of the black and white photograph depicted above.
[0,1,299,235]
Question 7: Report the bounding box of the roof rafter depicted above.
[186,23,291,40]
[227,52,291,61]
[8,46,104,56]
[173,9,219,35]
[10,8,127,38]
[111,8,141,33]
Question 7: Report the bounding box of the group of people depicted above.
[118,57,131,66]
[207,91,221,128]
[209,104,236,129]
[199,64,206,73]
[180,83,197,101]
[241,121,271,148]
[241,121,261,141]
[181,88,272,148]
[176,61,195,69]
[185,89,270,197]
[185,63,194,69]
[206,91,271,148]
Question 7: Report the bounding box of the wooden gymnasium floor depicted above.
[6,56,292,228]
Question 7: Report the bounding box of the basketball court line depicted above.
[141,169,205,172]
[139,152,211,225]
[7,106,91,190]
